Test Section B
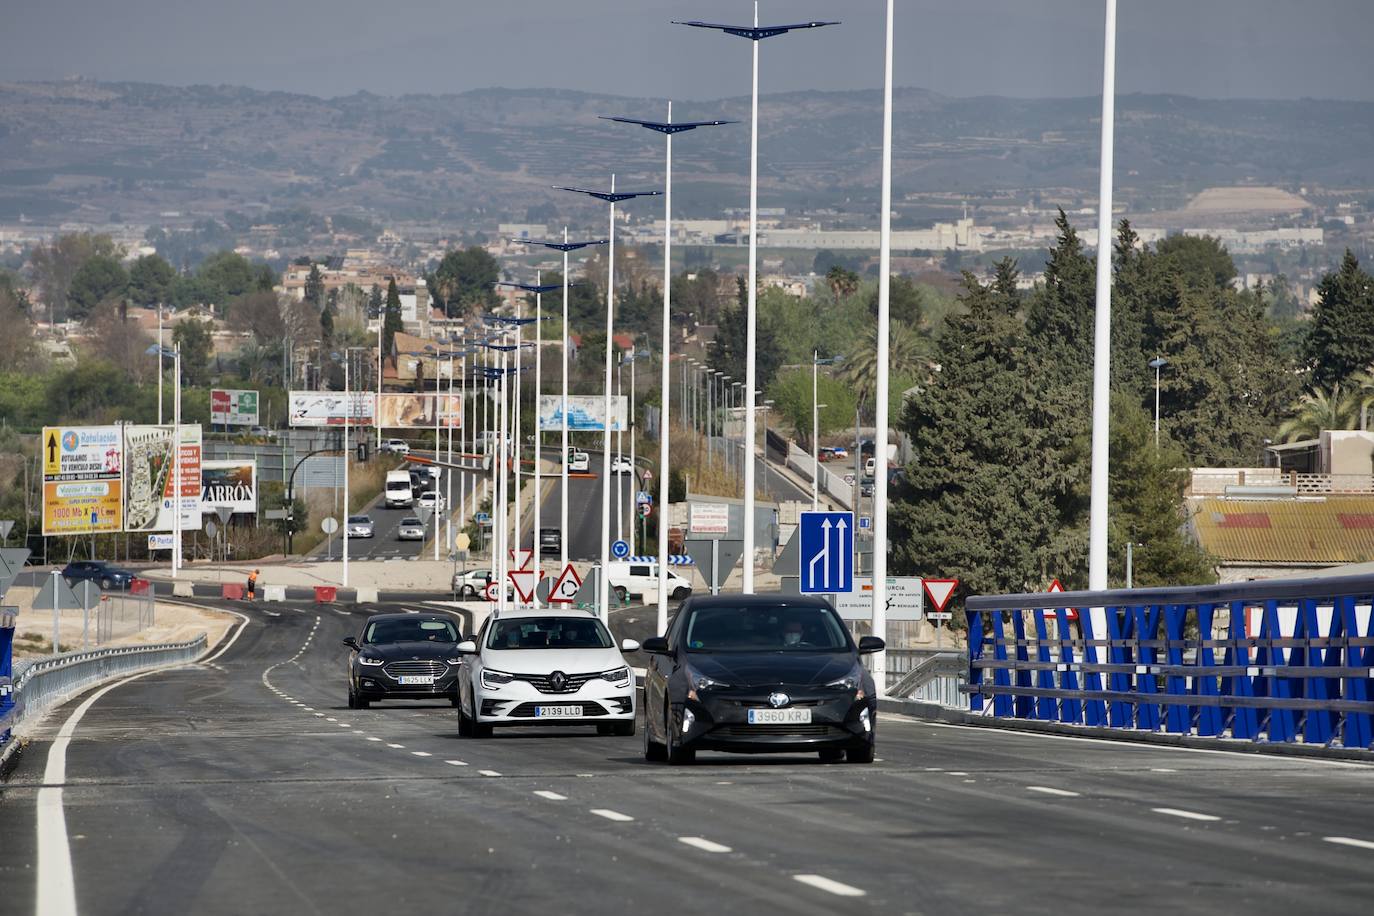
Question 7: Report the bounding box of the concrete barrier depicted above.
[172,581,194,598]
[262,585,286,603]
[354,587,379,604]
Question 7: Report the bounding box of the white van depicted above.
[605,561,693,603]
[384,470,414,508]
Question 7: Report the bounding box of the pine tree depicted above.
[383,278,404,358]
[367,284,383,320]
[1305,250,1374,389]
[304,264,325,309]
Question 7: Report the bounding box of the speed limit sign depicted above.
[484,581,501,602]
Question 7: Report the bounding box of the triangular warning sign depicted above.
[548,563,583,605]
[508,548,534,572]
[1047,578,1063,593]
[1045,578,1078,621]
[922,578,959,612]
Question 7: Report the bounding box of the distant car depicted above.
[397,517,426,540]
[418,491,446,512]
[863,457,876,479]
[567,448,590,472]
[830,445,849,459]
[61,560,136,591]
[539,528,562,556]
[249,425,274,439]
[605,561,692,603]
[380,438,411,455]
[860,480,874,499]
[343,613,465,708]
[612,454,634,475]
[452,569,513,599]
[346,514,375,538]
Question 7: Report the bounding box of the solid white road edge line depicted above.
[590,809,634,822]
[678,836,732,853]
[199,608,250,665]
[1026,786,1081,797]
[1324,836,1374,851]
[1152,807,1221,822]
[792,875,866,897]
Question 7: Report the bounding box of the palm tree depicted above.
[839,323,929,421]
[1276,385,1360,442]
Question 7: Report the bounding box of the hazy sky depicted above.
[2,1,1372,101]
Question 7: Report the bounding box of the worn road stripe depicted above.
[678,836,731,853]
[1324,836,1374,851]
[411,751,432,758]
[533,790,567,801]
[590,809,634,822]
[445,759,468,766]
[1152,807,1221,822]
[1026,786,1081,798]
[793,875,867,897]
[479,770,502,777]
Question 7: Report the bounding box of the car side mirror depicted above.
[342,637,359,650]
[640,636,669,655]
[620,638,641,653]
[456,640,478,655]
[858,636,886,655]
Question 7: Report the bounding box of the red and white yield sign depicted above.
[1046,578,1079,621]
[922,578,959,613]
[548,563,583,605]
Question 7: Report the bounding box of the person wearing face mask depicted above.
[782,619,804,648]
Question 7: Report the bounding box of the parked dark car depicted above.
[640,594,883,765]
[539,527,562,556]
[61,561,136,591]
[343,613,465,708]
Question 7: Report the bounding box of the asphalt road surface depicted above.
[3,599,1373,914]
[342,451,484,561]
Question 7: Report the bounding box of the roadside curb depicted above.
[0,735,26,780]
[876,697,1374,763]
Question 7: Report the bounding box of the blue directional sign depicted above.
[611,539,631,559]
[798,511,854,594]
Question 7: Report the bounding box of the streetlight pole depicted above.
[510,234,608,572]
[172,345,181,578]
[600,108,733,633]
[872,0,896,694]
[344,353,351,587]
[675,8,839,594]
[554,180,662,623]
[1149,356,1167,450]
[1088,0,1119,591]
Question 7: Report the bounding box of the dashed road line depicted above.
[367,737,382,742]
[412,751,433,758]
[1026,786,1081,798]
[533,790,567,801]
[1324,836,1374,851]
[793,875,866,897]
[387,743,405,749]
[445,760,468,767]
[1152,807,1221,822]
[678,836,731,853]
[479,770,502,777]
[590,809,634,822]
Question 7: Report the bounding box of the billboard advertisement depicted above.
[201,460,257,515]
[123,425,203,532]
[538,395,628,432]
[41,426,124,536]
[376,393,463,429]
[289,391,375,427]
[210,389,259,426]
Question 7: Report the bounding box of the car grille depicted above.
[721,724,846,738]
[512,671,600,694]
[384,660,446,679]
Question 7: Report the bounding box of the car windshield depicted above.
[487,617,614,650]
[365,618,458,644]
[682,606,850,653]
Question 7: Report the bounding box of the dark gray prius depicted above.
[640,595,883,765]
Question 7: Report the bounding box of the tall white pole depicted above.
[871,0,895,695]
[497,347,509,615]
[172,348,181,578]
[376,298,383,451]
[617,362,624,544]
[534,271,543,604]
[513,292,523,568]
[447,354,454,553]
[433,351,441,563]
[459,350,467,541]
[344,355,351,588]
[561,230,570,571]
[1153,360,1162,449]
[157,307,164,425]
[657,102,673,634]
[600,176,617,624]
[630,353,636,553]
[1088,0,1118,591]
[742,0,761,593]
[812,350,819,512]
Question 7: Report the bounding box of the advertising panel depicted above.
[210,389,259,426]
[123,425,203,533]
[201,460,257,515]
[376,393,463,429]
[538,395,628,432]
[689,503,731,536]
[288,391,375,427]
[41,426,124,536]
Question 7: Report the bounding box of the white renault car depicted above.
[455,608,639,738]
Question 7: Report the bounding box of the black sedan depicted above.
[641,595,883,765]
[343,613,465,708]
[61,560,137,590]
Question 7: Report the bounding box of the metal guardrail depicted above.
[886,650,967,706]
[964,574,1374,750]
[1,636,206,748]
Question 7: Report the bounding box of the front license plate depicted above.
[535,705,582,718]
[397,675,435,685]
[747,708,812,725]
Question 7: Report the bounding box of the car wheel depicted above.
[347,688,358,710]
[472,720,493,739]
[101,577,113,590]
[846,742,876,764]
[457,700,473,737]
[818,748,845,763]
[449,688,461,708]
[614,586,629,604]
[665,707,695,765]
[461,585,476,598]
[64,577,76,588]
[355,695,370,710]
[643,710,667,762]
[670,587,690,601]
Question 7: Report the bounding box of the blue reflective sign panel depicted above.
[799,511,854,594]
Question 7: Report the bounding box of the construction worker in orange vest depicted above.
[246,569,259,601]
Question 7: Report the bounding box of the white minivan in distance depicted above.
[384,470,414,508]
[604,561,692,603]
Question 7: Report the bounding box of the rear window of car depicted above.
[400,517,421,526]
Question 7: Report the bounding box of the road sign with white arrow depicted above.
[798,511,853,594]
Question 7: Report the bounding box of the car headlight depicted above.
[826,665,867,699]
[358,655,385,667]
[687,671,729,701]
[601,666,630,686]
[481,669,514,690]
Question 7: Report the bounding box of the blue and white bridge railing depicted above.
[624,556,694,566]
[964,574,1374,750]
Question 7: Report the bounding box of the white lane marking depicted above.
[479,770,502,777]
[1152,807,1221,822]
[1027,786,1081,798]
[1324,836,1374,851]
[338,723,351,728]
[303,707,314,711]
[534,790,567,801]
[387,743,405,749]
[1151,768,1178,773]
[367,737,382,742]
[200,608,250,663]
[412,751,433,758]
[590,809,634,822]
[947,771,969,776]
[313,713,325,717]
[445,759,468,766]
[325,717,337,722]
[793,875,867,897]
[678,836,732,853]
